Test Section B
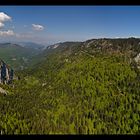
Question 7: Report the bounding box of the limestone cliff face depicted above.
[134,53,140,69]
[134,53,140,63]
[0,60,14,84]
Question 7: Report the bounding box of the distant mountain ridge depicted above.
[0,43,43,70]
[0,41,49,51]
[1,38,140,71]
[40,38,140,58]
[16,42,47,51]
[29,38,140,70]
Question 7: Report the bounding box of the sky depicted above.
[0,6,140,45]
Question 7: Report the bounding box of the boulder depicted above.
[0,87,7,96]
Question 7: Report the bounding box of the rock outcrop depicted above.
[0,59,14,84]
[0,87,8,96]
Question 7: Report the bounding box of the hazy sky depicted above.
[0,6,140,45]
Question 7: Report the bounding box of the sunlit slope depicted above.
[0,38,140,134]
[0,43,41,70]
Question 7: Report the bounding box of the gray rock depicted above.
[0,87,8,95]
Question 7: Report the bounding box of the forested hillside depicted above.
[0,43,42,70]
[0,38,140,134]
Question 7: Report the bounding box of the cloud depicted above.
[32,24,44,31]
[15,33,32,39]
[0,22,4,28]
[0,12,11,28]
[0,30,15,36]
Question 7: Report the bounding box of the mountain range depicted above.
[0,42,45,70]
[0,37,140,134]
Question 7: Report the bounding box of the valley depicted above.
[0,38,140,134]
[0,43,44,70]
